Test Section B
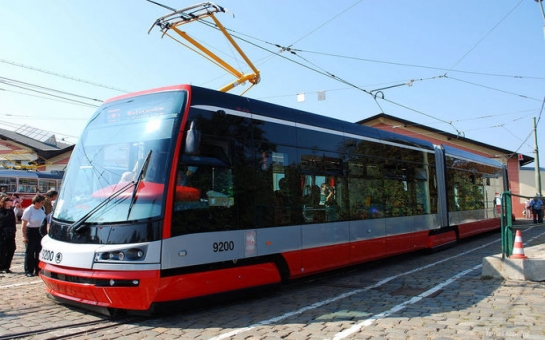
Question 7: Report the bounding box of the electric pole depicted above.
[534,117,542,195]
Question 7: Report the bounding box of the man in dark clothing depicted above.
[0,196,17,273]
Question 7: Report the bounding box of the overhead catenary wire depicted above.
[0,85,100,109]
[215,22,545,111]
[449,108,537,124]
[0,59,129,93]
[0,38,528,150]
[212,26,467,135]
[444,75,542,102]
[198,7,542,144]
[467,98,544,160]
[285,0,364,49]
[0,118,80,141]
[444,0,525,75]
[209,26,534,141]
[149,0,542,144]
[379,96,466,137]
[1,1,539,157]
[0,76,103,106]
[284,49,545,81]
[0,75,100,143]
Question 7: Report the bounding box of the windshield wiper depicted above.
[69,181,135,233]
[127,150,153,219]
[70,151,153,233]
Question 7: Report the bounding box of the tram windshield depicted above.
[53,91,186,224]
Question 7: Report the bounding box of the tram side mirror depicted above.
[185,121,201,155]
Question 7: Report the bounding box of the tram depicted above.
[0,169,63,207]
[39,85,507,315]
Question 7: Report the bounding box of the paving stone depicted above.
[2,221,545,339]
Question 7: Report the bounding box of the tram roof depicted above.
[102,84,437,153]
[0,169,63,179]
[442,144,504,168]
[188,85,437,152]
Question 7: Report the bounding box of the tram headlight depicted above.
[94,246,147,263]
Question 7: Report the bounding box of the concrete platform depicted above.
[482,243,545,281]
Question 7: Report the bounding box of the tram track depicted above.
[0,317,142,340]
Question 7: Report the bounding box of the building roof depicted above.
[357,113,534,166]
[0,127,74,161]
[521,166,545,171]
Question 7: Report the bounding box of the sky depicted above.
[1,1,544,166]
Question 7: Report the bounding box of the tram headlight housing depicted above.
[94,246,147,263]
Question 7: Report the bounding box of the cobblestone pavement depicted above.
[1,221,544,339]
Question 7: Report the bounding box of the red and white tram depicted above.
[39,85,507,315]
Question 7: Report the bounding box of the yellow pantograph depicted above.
[149,2,260,94]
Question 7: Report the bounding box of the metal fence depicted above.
[500,191,544,259]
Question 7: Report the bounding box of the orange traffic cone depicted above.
[510,230,527,259]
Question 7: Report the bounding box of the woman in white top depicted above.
[21,194,46,277]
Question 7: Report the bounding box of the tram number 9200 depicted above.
[213,241,235,252]
[40,249,55,262]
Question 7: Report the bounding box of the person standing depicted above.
[530,195,544,224]
[21,194,46,277]
[0,196,17,273]
[43,190,58,215]
[319,183,333,206]
[12,194,22,223]
[525,198,532,219]
[494,193,502,215]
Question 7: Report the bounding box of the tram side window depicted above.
[38,179,57,193]
[420,163,438,214]
[479,165,504,212]
[346,151,434,220]
[0,177,17,192]
[171,138,235,236]
[382,160,434,217]
[300,151,343,223]
[449,171,485,211]
[253,147,301,228]
[383,164,413,217]
[386,149,434,217]
[486,175,504,211]
[445,157,493,212]
[18,178,38,193]
[347,159,386,220]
